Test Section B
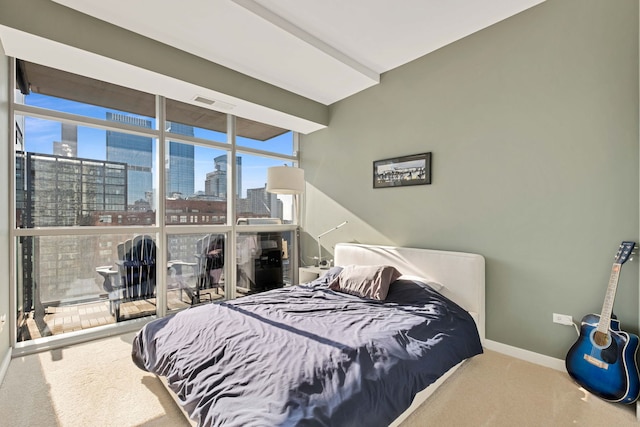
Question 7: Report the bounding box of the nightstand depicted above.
[298,266,327,284]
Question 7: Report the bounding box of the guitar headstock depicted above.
[615,241,636,265]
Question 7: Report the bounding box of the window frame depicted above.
[9,59,301,353]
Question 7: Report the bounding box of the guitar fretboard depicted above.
[597,263,621,334]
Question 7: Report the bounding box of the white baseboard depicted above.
[484,339,566,372]
[0,347,11,386]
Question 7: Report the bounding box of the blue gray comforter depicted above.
[132,268,482,427]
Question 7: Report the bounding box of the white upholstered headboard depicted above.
[334,243,485,341]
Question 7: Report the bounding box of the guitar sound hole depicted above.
[594,331,610,347]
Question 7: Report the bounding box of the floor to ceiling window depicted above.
[11,59,300,349]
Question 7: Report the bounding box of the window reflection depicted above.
[235,155,295,225]
[16,234,159,341]
[166,233,227,313]
[237,231,293,296]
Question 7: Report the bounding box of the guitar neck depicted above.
[597,263,621,333]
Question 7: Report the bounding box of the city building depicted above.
[53,123,78,157]
[245,185,282,219]
[166,122,195,198]
[204,154,242,199]
[105,112,153,206]
[22,152,127,227]
[106,114,196,204]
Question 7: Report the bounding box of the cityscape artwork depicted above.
[373,152,431,188]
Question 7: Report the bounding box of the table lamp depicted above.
[317,221,348,269]
[266,165,305,223]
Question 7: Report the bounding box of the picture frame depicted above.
[373,152,431,189]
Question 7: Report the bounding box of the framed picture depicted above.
[373,152,431,189]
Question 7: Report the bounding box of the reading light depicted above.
[266,165,305,194]
[317,221,348,269]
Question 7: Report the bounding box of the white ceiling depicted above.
[51,0,546,106]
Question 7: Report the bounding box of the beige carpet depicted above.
[0,333,638,426]
[0,333,189,427]
[402,350,638,427]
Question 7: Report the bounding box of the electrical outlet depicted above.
[553,313,573,326]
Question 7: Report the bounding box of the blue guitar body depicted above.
[565,313,640,403]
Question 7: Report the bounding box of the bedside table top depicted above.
[299,266,326,274]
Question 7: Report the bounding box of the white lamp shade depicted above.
[266,166,305,194]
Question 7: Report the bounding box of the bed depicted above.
[132,243,485,426]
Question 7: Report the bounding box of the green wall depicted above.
[301,0,639,359]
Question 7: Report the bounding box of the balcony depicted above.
[19,285,226,340]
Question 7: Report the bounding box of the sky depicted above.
[22,93,294,196]
[375,158,425,173]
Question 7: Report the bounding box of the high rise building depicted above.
[204,154,242,199]
[106,112,153,205]
[53,123,78,157]
[166,122,195,198]
[106,114,196,203]
[23,152,127,227]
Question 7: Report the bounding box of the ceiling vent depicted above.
[193,95,215,105]
[193,95,235,110]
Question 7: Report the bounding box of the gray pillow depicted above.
[328,264,402,300]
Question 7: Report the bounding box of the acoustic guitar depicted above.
[565,241,640,403]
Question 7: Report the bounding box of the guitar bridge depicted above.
[584,354,608,369]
